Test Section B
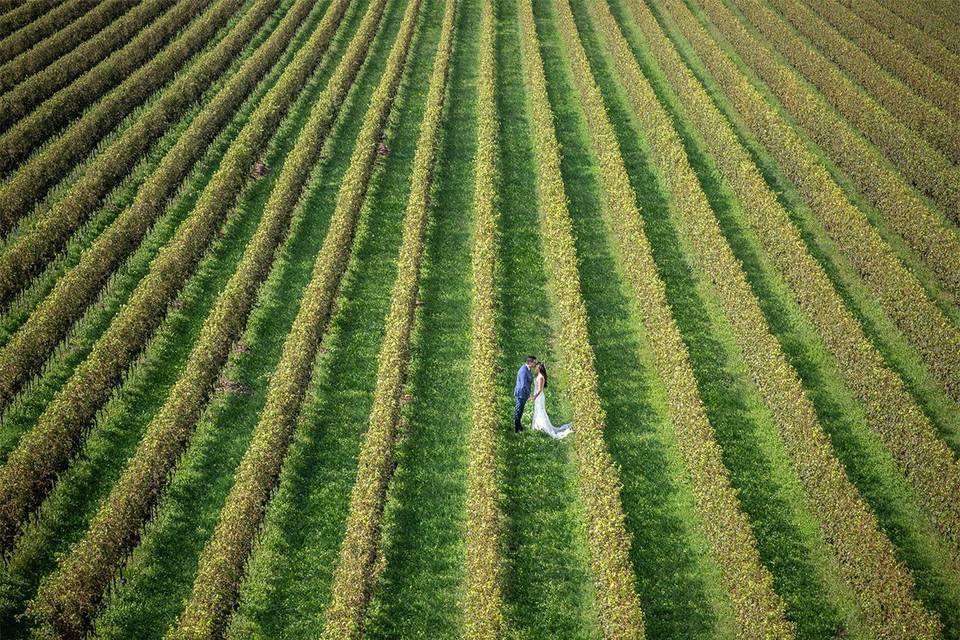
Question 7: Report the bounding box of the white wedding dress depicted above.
[532,376,571,439]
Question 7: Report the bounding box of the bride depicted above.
[531,362,571,440]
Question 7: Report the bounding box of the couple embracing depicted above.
[513,355,571,439]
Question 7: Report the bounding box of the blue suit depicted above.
[513,364,533,432]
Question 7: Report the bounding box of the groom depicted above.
[513,355,537,433]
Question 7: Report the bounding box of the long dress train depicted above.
[532,389,571,439]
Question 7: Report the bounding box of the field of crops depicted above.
[0,0,958,636]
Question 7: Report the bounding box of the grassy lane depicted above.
[535,2,740,638]
[461,0,504,632]
[494,0,600,636]
[556,0,862,636]
[629,1,960,633]
[0,0,315,462]
[540,9,736,640]
[218,0,444,634]
[566,3,860,637]
[361,0,477,636]
[0,0,359,633]
[80,0,400,634]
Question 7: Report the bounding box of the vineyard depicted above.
[0,0,957,636]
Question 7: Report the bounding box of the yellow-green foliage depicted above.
[588,2,941,636]
[768,0,959,163]
[463,0,504,637]
[800,0,960,120]
[0,0,97,62]
[835,0,960,88]
[0,0,135,89]
[321,3,454,636]
[730,0,960,298]
[0,0,278,306]
[24,0,356,634]
[653,0,960,566]
[0,0,229,228]
[0,0,327,409]
[721,0,960,223]
[670,0,960,405]
[0,0,345,553]
[165,0,419,635]
[516,0,646,636]
[556,0,794,635]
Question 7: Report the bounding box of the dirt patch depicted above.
[217,376,252,395]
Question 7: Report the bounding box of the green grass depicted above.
[535,2,751,638]
[493,0,600,636]
[221,0,447,634]
[68,0,406,635]
[566,2,865,637]
[362,0,477,635]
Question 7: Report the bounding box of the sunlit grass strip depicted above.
[768,0,959,165]
[0,0,345,553]
[23,1,364,636]
[321,4,454,637]
[722,0,960,223]
[0,0,331,410]
[515,0,646,636]
[800,0,960,120]
[554,0,791,635]
[0,0,242,235]
[0,0,276,307]
[462,0,503,637]
[588,2,943,635]
[0,0,97,62]
[653,0,960,565]
[837,0,960,88]
[675,0,960,405]
[167,1,421,636]
[0,0,212,173]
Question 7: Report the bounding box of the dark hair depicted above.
[538,362,547,387]
[526,355,537,364]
